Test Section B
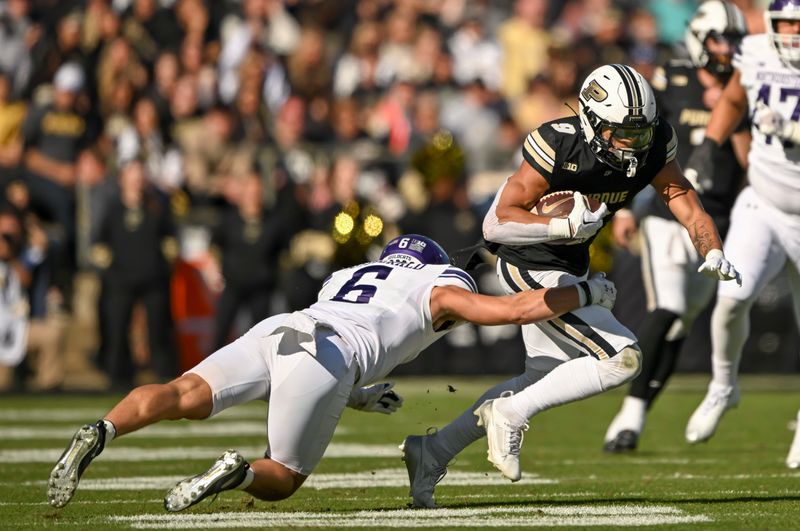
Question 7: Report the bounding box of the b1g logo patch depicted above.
[581,80,608,102]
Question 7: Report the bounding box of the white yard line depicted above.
[110,505,711,528]
[0,443,397,463]
[0,407,267,422]
[22,469,557,491]
[0,422,270,439]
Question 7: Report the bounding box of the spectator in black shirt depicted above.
[92,159,177,389]
[210,170,286,351]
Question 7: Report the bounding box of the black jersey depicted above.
[645,60,745,235]
[492,115,677,275]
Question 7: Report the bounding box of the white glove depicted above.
[753,101,784,137]
[548,192,610,241]
[579,272,617,309]
[697,249,742,286]
[347,382,404,414]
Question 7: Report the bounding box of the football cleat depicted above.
[603,430,639,453]
[48,421,107,508]
[474,393,528,482]
[786,410,800,469]
[399,431,447,509]
[164,450,250,512]
[685,382,740,444]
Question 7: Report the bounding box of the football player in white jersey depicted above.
[603,0,749,454]
[684,0,800,469]
[401,63,742,509]
[46,234,617,511]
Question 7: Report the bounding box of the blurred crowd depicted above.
[0,0,767,391]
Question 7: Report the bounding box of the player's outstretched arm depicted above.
[430,275,616,328]
[652,161,742,285]
[685,70,749,190]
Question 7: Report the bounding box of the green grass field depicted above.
[2,375,799,530]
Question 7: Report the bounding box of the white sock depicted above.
[619,396,647,431]
[427,370,549,463]
[710,297,751,388]
[102,419,117,442]
[236,467,255,490]
[496,357,600,427]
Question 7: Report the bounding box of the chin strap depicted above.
[625,156,638,178]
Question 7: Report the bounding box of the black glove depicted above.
[684,138,720,194]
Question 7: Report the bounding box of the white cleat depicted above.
[48,422,106,508]
[685,383,740,444]
[164,450,249,512]
[474,394,528,482]
[786,410,800,469]
[399,431,447,508]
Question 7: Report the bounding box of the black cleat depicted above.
[48,421,107,507]
[164,450,250,512]
[603,430,639,453]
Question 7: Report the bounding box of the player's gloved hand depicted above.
[685,137,719,194]
[753,101,784,137]
[579,272,617,310]
[347,382,404,414]
[753,101,800,143]
[697,249,742,286]
[549,192,609,241]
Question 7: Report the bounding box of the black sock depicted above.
[628,308,679,401]
[644,337,685,406]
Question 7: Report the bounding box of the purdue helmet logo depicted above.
[581,80,608,103]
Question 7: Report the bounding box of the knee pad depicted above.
[598,345,642,389]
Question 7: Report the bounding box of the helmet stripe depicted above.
[610,64,641,116]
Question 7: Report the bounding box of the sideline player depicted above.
[684,0,800,469]
[401,63,742,508]
[47,234,617,511]
[603,0,749,453]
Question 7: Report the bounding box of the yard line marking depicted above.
[0,422,271,439]
[110,505,711,528]
[0,407,268,422]
[0,499,162,506]
[0,443,397,463]
[21,469,557,490]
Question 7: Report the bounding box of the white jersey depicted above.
[302,261,478,385]
[735,34,800,215]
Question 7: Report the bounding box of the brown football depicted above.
[531,191,602,218]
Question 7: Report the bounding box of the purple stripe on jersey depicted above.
[440,269,478,293]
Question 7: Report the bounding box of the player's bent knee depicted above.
[598,345,642,389]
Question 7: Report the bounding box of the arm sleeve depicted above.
[481,178,555,245]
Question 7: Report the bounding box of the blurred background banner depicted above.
[0,0,794,392]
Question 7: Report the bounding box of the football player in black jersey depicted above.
[604,0,749,453]
[400,63,742,504]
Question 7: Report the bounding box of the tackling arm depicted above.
[430,276,616,329]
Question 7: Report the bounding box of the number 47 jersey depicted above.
[302,261,478,386]
[736,33,800,215]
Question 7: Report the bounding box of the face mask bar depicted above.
[594,123,655,177]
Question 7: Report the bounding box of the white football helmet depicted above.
[685,0,747,76]
[765,0,800,65]
[578,64,658,178]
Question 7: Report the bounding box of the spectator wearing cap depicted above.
[22,62,91,249]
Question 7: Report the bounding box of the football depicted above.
[531,191,602,218]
